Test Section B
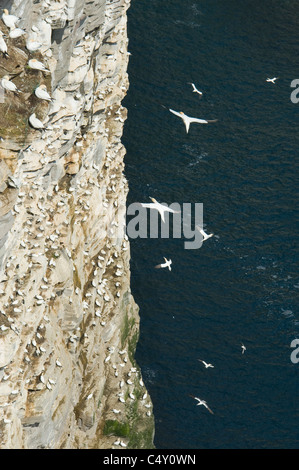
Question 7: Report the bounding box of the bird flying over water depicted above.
[266,77,278,84]
[169,109,217,133]
[155,257,172,271]
[198,359,214,369]
[140,197,180,223]
[189,395,214,414]
[188,82,203,96]
[241,343,246,354]
[196,226,214,242]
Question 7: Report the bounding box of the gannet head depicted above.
[150,197,157,203]
[3,9,9,15]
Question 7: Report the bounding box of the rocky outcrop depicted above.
[0,0,154,449]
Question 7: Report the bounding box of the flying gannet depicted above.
[155,257,172,271]
[266,77,278,84]
[2,9,20,30]
[189,82,203,96]
[140,197,180,223]
[196,225,214,242]
[189,395,214,414]
[198,359,214,369]
[1,75,21,93]
[241,343,246,354]
[169,109,217,133]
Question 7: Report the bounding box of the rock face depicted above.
[0,0,154,449]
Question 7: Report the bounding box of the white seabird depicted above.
[9,27,26,39]
[266,77,278,84]
[189,82,203,96]
[196,226,214,242]
[28,113,44,130]
[169,109,217,133]
[26,39,42,52]
[190,395,214,414]
[198,359,214,369]
[241,343,246,354]
[1,75,21,93]
[28,59,50,72]
[140,197,180,223]
[34,84,52,102]
[2,9,20,30]
[155,257,172,271]
[0,31,8,57]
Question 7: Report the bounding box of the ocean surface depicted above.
[122,0,299,449]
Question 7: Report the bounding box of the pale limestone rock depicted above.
[0,0,154,451]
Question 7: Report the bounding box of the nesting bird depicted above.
[26,39,42,52]
[28,59,50,72]
[1,75,21,93]
[9,27,26,39]
[0,31,8,57]
[28,113,44,130]
[2,9,20,30]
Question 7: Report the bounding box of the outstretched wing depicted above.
[164,207,180,214]
[189,117,217,124]
[169,108,183,118]
[205,404,214,415]
[196,226,207,237]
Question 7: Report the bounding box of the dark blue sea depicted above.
[123,0,299,449]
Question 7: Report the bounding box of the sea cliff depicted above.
[0,0,154,449]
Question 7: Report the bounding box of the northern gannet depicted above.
[169,109,217,133]
[189,82,203,96]
[28,59,50,72]
[155,257,172,271]
[196,225,214,242]
[198,359,214,369]
[140,197,180,223]
[28,113,44,129]
[1,75,21,93]
[189,395,214,414]
[266,77,278,84]
[26,39,42,52]
[241,343,246,354]
[0,31,8,57]
[34,84,52,101]
[9,27,26,39]
[2,9,20,30]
